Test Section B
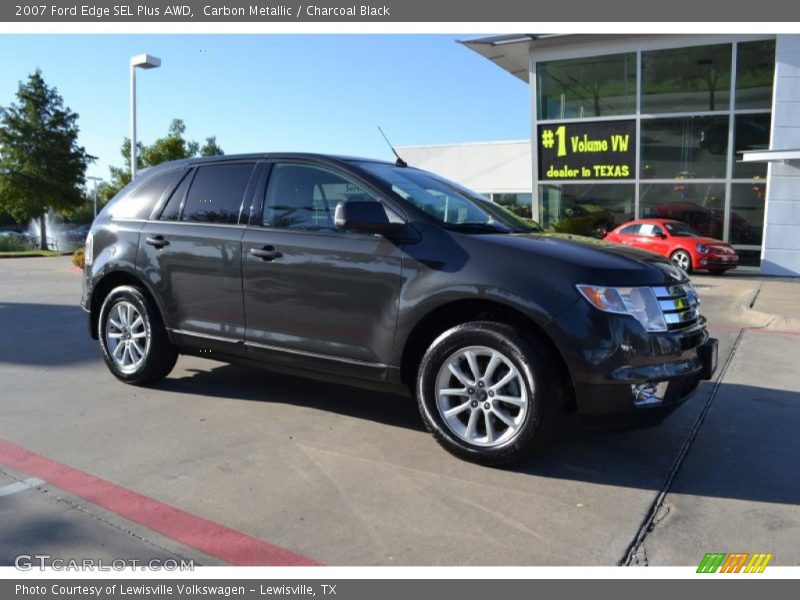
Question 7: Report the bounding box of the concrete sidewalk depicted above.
[752,278,800,322]
[691,271,800,329]
[630,272,800,566]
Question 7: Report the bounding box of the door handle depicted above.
[145,235,169,248]
[250,245,283,261]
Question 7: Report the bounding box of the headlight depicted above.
[696,244,709,254]
[576,284,668,332]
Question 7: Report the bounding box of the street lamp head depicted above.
[130,54,161,69]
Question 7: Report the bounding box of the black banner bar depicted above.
[3,579,796,600]
[2,0,800,22]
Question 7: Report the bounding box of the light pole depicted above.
[130,53,161,180]
[86,176,102,219]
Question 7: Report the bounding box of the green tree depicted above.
[200,136,224,157]
[0,70,93,249]
[100,118,224,204]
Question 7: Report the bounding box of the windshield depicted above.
[358,162,540,233]
[664,222,703,237]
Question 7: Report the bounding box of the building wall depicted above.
[397,140,532,194]
[762,34,800,276]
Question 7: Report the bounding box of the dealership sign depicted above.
[538,120,636,180]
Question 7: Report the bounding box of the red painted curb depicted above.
[0,438,321,566]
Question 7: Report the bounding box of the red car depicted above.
[603,219,739,274]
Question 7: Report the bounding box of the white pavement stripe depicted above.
[0,477,45,498]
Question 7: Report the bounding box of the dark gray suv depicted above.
[82,154,717,465]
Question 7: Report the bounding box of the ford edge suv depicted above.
[82,154,718,465]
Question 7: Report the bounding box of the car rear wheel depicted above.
[670,249,693,273]
[98,285,178,385]
[416,321,561,466]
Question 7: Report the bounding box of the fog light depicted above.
[631,381,669,407]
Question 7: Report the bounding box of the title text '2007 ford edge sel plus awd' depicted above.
[82,154,717,465]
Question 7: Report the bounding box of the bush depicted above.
[72,247,85,269]
[0,232,30,252]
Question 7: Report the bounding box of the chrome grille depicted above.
[652,282,701,331]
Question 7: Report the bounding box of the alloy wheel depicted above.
[672,250,691,271]
[104,300,149,373]
[435,345,529,447]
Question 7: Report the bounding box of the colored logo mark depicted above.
[697,552,773,573]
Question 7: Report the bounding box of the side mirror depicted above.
[334,201,403,235]
[656,231,667,239]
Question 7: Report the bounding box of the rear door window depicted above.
[181,163,256,224]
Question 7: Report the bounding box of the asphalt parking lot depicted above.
[0,256,798,567]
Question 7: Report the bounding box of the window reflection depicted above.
[736,40,776,109]
[640,183,726,239]
[537,53,636,120]
[733,114,771,179]
[538,183,634,236]
[730,182,765,245]
[642,44,731,112]
[492,193,532,219]
[641,116,729,179]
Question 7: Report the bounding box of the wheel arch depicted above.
[88,270,168,341]
[398,298,576,412]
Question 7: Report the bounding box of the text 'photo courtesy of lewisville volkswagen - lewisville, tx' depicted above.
[0,3,799,592]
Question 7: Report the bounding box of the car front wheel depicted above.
[671,249,693,273]
[416,321,561,466]
[98,285,178,385]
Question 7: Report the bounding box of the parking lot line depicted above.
[0,438,321,566]
[0,477,44,497]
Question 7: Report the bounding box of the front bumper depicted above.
[697,255,739,269]
[544,299,718,428]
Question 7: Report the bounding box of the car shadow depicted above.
[157,362,800,506]
[0,302,98,366]
[155,362,426,432]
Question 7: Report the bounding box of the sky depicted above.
[0,34,530,182]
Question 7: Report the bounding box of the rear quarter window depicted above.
[104,169,183,220]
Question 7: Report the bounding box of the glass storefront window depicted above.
[641,116,729,179]
[736,40,776,109]
[733,113,771,179]
[537,53,636,120]
[642,44,732,113]
[538,183,634,236]
[533,38,776,264]
[493,193,532,218]
[640,182,726,239]
[730,182,766,246]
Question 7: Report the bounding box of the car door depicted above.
[241,161,404,381]
[138,161,260,356]
[634,223,671,257]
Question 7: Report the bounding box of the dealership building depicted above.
[399,34,800,275]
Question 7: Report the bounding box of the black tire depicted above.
[416,321,562,466]
[670,249,693,274]
[98,285,178,385]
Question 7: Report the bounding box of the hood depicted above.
[466,231,688,287]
